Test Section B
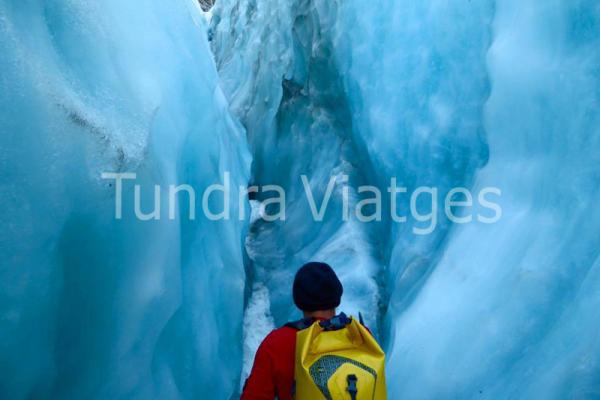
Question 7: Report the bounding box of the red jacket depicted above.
[241,325,297,400]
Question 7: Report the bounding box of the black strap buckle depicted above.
[347,374,358,400]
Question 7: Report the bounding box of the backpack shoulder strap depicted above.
[318,312,352,331]
[285,312,357,331]
[284,317,315,331]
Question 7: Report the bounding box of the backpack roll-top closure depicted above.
[309,320,364,354]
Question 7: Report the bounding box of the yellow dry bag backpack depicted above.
[288,313,387,400]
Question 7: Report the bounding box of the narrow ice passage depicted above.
[210,0,390,382]
[0,0,599,399]
[208,0,491,374]
[209,0,600,398]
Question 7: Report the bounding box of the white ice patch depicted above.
[240,283,276,388]
[249,199,264,225]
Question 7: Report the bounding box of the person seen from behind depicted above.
[241,261,387,400]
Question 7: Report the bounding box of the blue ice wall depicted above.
[0,1,249,399]
[386,1,600,398]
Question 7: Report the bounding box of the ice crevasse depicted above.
[211,0,600,397]
[1,0,600,399]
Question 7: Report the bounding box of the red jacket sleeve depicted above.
[240,337,276,400]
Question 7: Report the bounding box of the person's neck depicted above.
[303,309,336,320]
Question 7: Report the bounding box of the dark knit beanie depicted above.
[293,262,343,312]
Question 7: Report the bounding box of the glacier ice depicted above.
[0,1,249,399]
[385,1,600,398]
[1,0,599,399]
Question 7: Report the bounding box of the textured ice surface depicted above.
[240,284,275,388]
[0,1,249,399]
[386,2,600,398]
